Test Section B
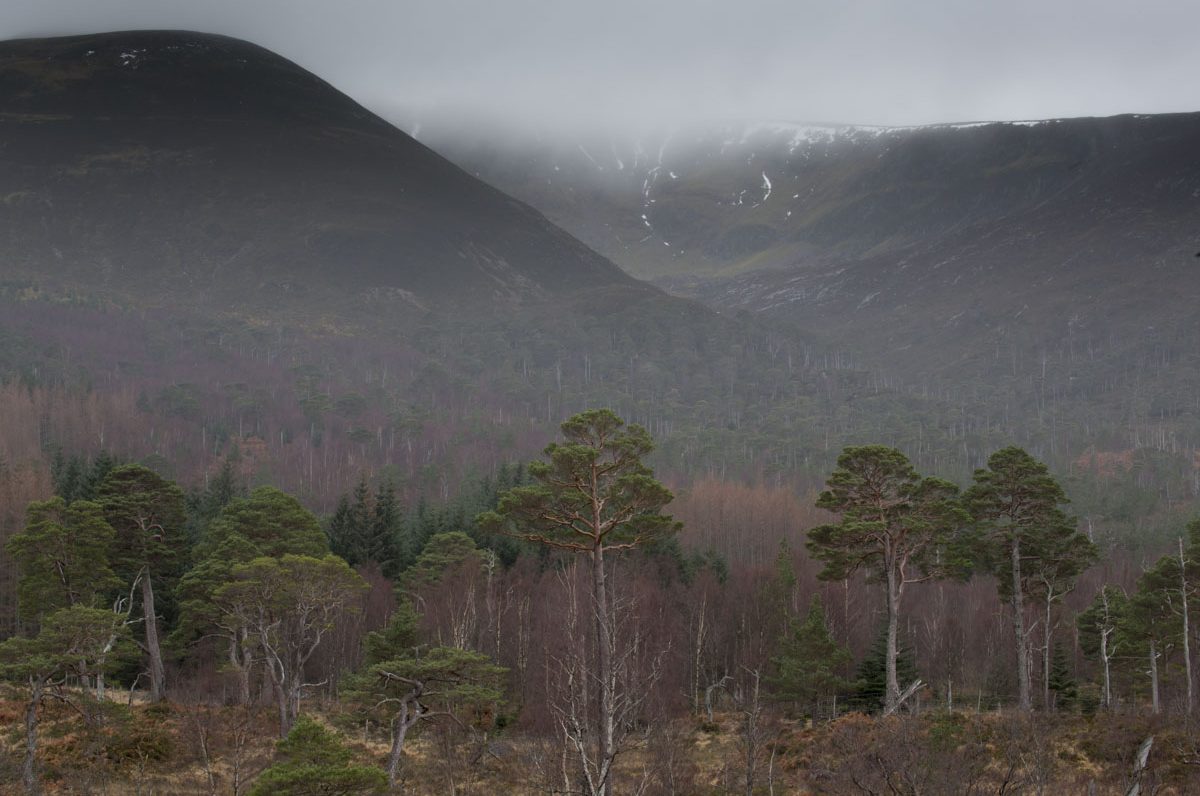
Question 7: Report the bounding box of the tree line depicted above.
[2,410,1198,794]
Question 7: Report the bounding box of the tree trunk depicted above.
[1100,629,1112,710]
[287,678,302,733]
[387,703,413,786]
[1010,538,1031,711]
[1180,538,1193,716]
[742,670,761,796]
[23,678,42,796]
[264,652,289,737]
[1100,591,1113,710]
[884,559,901,714]
[592,542,615,796]
[230,633,252,706]
[141,574,166,702]
[1149,642,1160,715]
[1042,596,1053,710]
[275,681,290,737]
[692,597,706,714]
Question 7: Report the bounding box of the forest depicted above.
[2,407,1199,795]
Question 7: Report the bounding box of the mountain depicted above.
[0,30,648,314]
[411,114,1200,456]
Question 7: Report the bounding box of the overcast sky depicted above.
[6,0,1199,132]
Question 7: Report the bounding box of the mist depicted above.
[6,0,1200,134]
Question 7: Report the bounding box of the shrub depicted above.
[249,715,386,796]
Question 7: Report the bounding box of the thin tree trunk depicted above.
[288,678,302,732]
[743,670,761,796]
[142,574,166,702]
[1101,591,1113,709]
[23,678,42,796]
[1100,628,1112,709]
[1180,538,1193,716]
[1011,538,1031,711]
[1149,642,1160,715]
[1042,596,1053,710]
[692,597,706,714]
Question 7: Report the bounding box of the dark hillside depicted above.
[0,30,644,311]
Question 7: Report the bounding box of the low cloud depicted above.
[6,0,1199,133]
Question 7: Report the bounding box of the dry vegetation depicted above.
[4,692,1199,795]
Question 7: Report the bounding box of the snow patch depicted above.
[761,171,772,202]
[857,291,881,309]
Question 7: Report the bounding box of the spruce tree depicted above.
[326,494,356,564]
[769,596,851,713]
[369,479,402,577]
[852,623,918,713]
[1047,643,1078,711]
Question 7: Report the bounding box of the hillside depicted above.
[412,113,1200,478]
[0,30,649,314]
